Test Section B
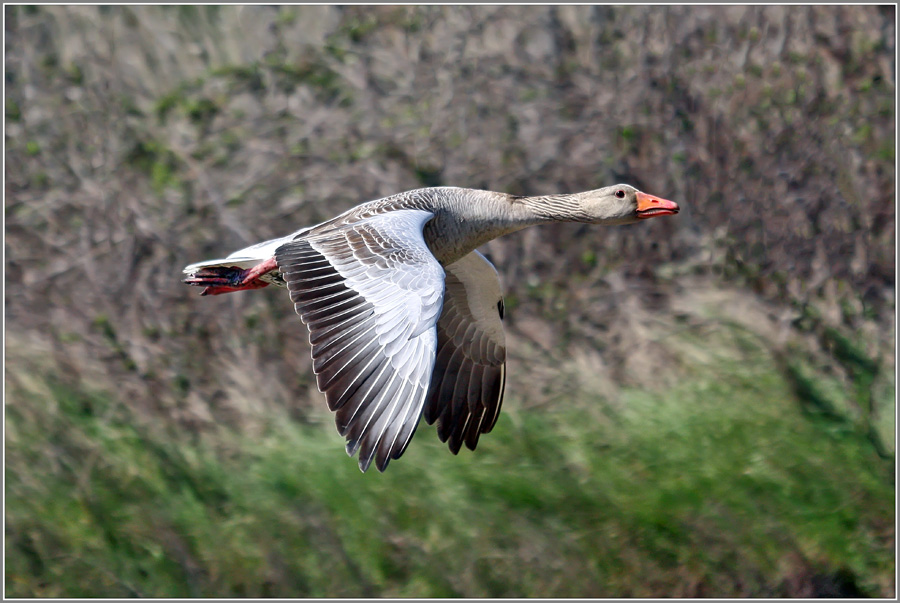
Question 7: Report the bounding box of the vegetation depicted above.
[5,5,894,597]
[6,322,894,597]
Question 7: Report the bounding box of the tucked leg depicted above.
[183,257,279,296]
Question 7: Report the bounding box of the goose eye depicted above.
[615,190,625,199]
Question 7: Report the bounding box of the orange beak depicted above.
[635,191,680,219]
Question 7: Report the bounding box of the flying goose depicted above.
[183,185,679,472]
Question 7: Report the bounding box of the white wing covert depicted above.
[274,210,444,472]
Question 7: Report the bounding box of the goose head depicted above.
[579,184,680,225]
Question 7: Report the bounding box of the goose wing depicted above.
[422,251,507,454]
[274,209,445,472]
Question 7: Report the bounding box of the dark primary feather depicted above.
[422,252,507,455]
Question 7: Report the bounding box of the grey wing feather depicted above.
[274,209,445,472]
[183,230,310,274]
[422,251,507,454]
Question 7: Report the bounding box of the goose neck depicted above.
[518,192,588,223]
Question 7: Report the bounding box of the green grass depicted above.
[5,332,894,597]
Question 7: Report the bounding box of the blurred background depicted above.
[4,5,895,597]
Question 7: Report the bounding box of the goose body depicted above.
[184,185,679,472]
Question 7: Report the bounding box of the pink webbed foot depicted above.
[183,257,278,296]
